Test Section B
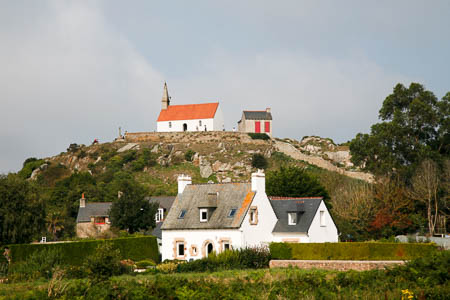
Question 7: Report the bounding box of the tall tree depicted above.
[350,83,449,177]
[407,159,442,236]
[108,176,158,233]
[0,174,46,244]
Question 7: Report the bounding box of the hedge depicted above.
[8,236,158,265]
[248,133,270,140]
[269,242,438,261]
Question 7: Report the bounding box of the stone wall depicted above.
[76,222,111,238]
[269,260,405,271]
[124,131,268,144]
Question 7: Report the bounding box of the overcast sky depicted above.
[1,0,449,173]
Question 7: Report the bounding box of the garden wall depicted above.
[269,242,437,261]
[270,260,405,271]
[8,236,158,265]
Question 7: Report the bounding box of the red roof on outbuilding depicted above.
[157,103,219,122]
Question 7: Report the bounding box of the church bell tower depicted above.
[161,82,170,110]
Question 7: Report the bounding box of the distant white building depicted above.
[160,171,338,261]
[156,83,224,132]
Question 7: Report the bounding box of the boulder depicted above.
[199,157,213,178]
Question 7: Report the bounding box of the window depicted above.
[155,208,164,222]
[169,122,172,128]
[228,208,237,218]
[199,120,202,126]
[94,217,105,225]
[200,208,208,222]
[177,242,185,257]
[224,243,230,251]
[320,210,326,226]
[288,212,297,225]
[178,210,187,219]
[190,245,198,256]
[249,206,258,225]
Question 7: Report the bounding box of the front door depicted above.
[255,121,261,133]
[207,243,213,256]
[265,121,270,133]
[183,123,187,131]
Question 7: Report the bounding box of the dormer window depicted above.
[155,208,164,222]
[200,208,208,222]
[178,210,187,219]
[288,212,297,225]
[228,208,237,218]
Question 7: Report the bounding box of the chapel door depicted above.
[264,121,270,133]
[255,121,261,133]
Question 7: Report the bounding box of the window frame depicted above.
[227,208,237,218]
[155,208,164,222]
[168,121,172,128]
[320,210,326,226]
[288,212,297,225]
[249,206,258,225]
[178,210,187,219]
[200,208,208,222]
[177,242,185,257]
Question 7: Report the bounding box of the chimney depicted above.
[266,107,271,113]
[178,174,192,194]
[80,193,86,208]
[251,169,265,193]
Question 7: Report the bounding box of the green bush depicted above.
[248,133,270,140]
[269,242,438,260]
[135,259,156,268]
[18,159,44,179]
[177,246,271,273]
[8,247,63,281]
[9,236,159,266]
[251,153,268,169]
[184,149,195,162]
[84,243,124,282]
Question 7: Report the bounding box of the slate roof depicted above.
[148,196,176,210]
[157,103,219,121]
[76,202,112,223]
[152,222,163,239]
[269,197,322,233]
[161,183,255,230]
[243,111,272,120]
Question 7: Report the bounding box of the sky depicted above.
[1,0,449,173]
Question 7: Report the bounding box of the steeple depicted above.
[161,82,170,110]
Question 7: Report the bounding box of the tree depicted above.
[0,174,46,244]
[108,176,158,233]
[350,83,449,177]
[407,159,442,236]
[266,166,330,203]
[369,177,414,238]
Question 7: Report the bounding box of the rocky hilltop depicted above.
[31,132,372,193]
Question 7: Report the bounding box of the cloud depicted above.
[0,1,164,172]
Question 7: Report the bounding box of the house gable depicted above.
[269,197,323,233]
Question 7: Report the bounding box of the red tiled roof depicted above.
[157,103,219,122]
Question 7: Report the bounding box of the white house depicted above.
[160,171,338,261]
[156,83,224,132]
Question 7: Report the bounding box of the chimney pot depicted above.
[80,193,86,208]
